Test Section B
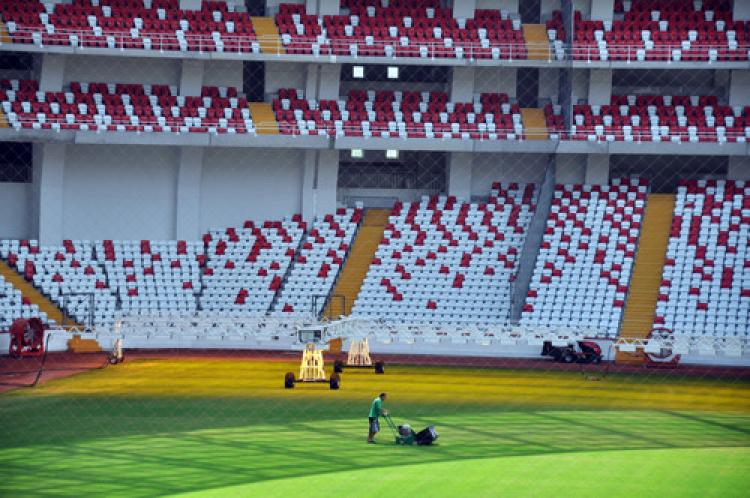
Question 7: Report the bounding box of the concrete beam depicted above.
[729,70,750,107]
[38,54,65,93]
[179,60,204,96]
[448,152,473,202]
[585,154,610,184]
[179,0,202,10]
[450,67,476,103]
[37,144,66,246]
[734,0,750,20]
[587,69,612,105]
[590,0,615,22]
[453,0,476,20]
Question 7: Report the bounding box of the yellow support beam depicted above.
[323,209,390,319]
[617,194,676,364]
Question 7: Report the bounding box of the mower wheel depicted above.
[284,372,295,389]
[334,360,344,373]
[329,373,341,390]
[562,352,575,364]
[374,361,385,374]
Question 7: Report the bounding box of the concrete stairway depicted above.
[248,103,280,135]
[251,17,284,54]
[0,22,11,44]
[522,24,550,60]
[521,108,549,140]
[617,194,676,364]
[323,209,390,319]
[0,260,73,326]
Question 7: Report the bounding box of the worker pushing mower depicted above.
[367,392,438,446]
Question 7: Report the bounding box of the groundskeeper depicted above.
[367,392,388,443]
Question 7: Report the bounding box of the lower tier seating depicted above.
[521,178,647,336]
[351,183,536,323]
[654,180,750,337]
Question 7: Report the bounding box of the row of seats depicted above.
[573,1,749,61]
[566,95,749,143]
[1,0,262,53]
[520,178,648,336]
[351,183,536,324]
[0,274,47,328]
[654,179,750,336]
[273,88,527,139]
[0,79,256,134]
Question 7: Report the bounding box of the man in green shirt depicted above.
[367,392,387,443]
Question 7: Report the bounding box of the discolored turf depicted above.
[0,358,748,497]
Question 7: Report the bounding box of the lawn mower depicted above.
[541,340,602,364]
[383,414,438,446]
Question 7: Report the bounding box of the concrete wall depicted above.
[0,183,31,239]
[63,145,179,241]
[265,62,306,98]
[471,153,548,195]
[203,60,243,90]
[476,0,519,14]
[728,157,750,181]
[200,148,306,231]
[64,56,181,87]
[474,67,518,97]
[729,70,750,107]
[555,154,586,184]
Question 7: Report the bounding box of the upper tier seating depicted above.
[94,239,203,317]
[273,88,526,140]
[271,208,362,317]
[654,180,750,337]
[275,1,564,60]
[568,95,749,143]
[0,79,255,134]
[521,178,647,337]
[200,219,305,316]
[573,0,749,61]
[8,240,116,328]
[0,0,260,53]
[351,183,536,324]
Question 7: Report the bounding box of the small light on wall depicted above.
[351,148,364,158]
[387,66,399,79]
[352,65,365,79]
[386,149,399,159]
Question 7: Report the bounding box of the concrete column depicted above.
[587,69,612,105]
[450,67,475,103]
[179,60,204,97]
[317,64,341,101]
[37,144,66,246]
[175,148,203,241]
[728,157,750,181]
[585,154,610,184]
[315,149,339,217]
[301,150,317,222]
[448,153,473,202]
[38,54,65,93]
[307,0,339,15]
[453,0,476,20]
[304,64,320,101]
[179,0,202,10]
[590,0,615,21]
[734,1,750,20]
[729,70,750,106]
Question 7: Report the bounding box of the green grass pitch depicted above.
[0,358,748,497]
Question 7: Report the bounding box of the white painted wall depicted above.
[64,56,181,87]
[474,67,517,97]
[63,145,179,241]
[0,183,31,239]
[555,154,586,184]
[265,62,306,98]
[471,153,548,195]
[200,148,305,230]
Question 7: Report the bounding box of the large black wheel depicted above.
[374,361,385,374]
[334,360,344,373]
[284,372,295,389]
[562,352,575,364]
[329,373,341,390]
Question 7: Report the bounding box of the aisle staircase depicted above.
[0,22,11,44]
[0,260,74,326]
[522,24,551,60]
[67,334,102,353]
[248,103,280,135]
[323,209,390,319]
[617,194,676,364]
[521,108,549,140]
[251,17,284,54]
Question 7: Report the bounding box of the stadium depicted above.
[0,0,748,495]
